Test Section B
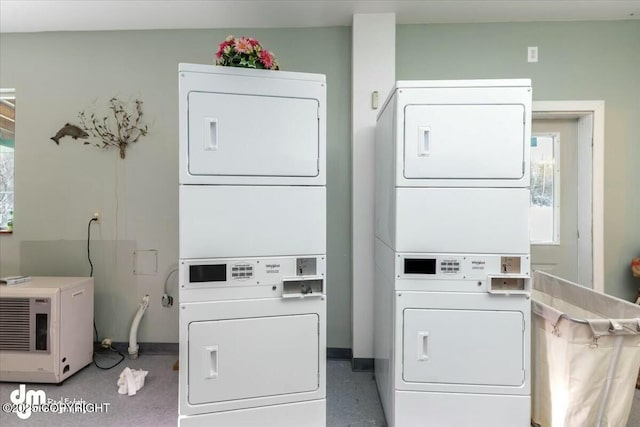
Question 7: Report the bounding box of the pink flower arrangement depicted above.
[215,35,280,70]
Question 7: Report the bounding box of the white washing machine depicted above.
[374,80,532,427]
[178,64,326,426]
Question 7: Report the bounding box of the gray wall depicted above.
[397,20,640,301]
[1,20,638,347]
[0,28,353,346]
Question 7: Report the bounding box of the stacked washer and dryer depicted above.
[374,80,533,426]
[178,64,327,426]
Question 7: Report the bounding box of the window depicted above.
[530,134,560,244]
[0,89,15,232]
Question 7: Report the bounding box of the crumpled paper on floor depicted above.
[117,367,148,396]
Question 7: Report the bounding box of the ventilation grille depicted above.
[0,298,31,351]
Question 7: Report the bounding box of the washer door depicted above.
[403,309,524,386]
[188,314,319,405]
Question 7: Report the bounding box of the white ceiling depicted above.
[1,0,638,33]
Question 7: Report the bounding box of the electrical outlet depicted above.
[93,210,101,223]
[527,46,538,63]
[101,337,112,348]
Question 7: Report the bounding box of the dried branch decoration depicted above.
[78,97,148,159]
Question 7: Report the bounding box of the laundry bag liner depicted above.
[531,270,640,427]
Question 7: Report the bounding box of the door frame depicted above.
[532,101,605,292]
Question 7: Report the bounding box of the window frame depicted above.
[0,88,15,233]
[530,132,561,245]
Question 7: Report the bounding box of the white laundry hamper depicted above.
[532,271,640,427]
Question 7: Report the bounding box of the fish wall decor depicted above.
[50,123,89,145]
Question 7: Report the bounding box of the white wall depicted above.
[351,14,395,359]
[0,28,353,345]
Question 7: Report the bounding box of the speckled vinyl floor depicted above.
[0,355,638,427]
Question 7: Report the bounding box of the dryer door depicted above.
[187,92,319,178]
[403,104,525,180]
[188,314,319,405]
[402,308,524,387]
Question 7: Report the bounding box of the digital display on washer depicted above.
[189,264,226,282]
[404,258,436,275]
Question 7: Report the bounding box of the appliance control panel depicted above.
[439,259,461,274]
[396,253,530,294]
[230,263,255,280]
[180,255,325,292]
